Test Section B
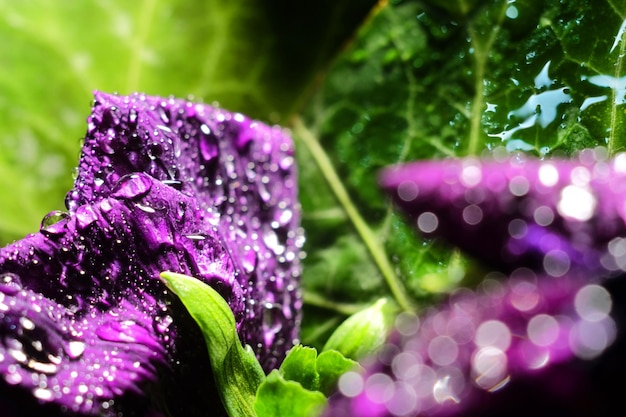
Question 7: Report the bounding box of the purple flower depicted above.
[379,149,626,276]
[0,92,302,416]
[325,149,626,416]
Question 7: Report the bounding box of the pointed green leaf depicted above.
[160,271,265,417]
[322,298,398,360]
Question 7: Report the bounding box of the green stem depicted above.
[293,117,414,312]
[466,2,508,156]
[303,291,370,316]
[608,19,626,156]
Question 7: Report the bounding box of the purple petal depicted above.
[0,92,303,415]
[380,150,626,276]
[325,271,620,417]
[72,92,302,368]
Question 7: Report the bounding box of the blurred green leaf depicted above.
[322,298,397,360]
[0,0,378,243]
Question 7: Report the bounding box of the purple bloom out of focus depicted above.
[326,148,626,417]
[0,92,302,416]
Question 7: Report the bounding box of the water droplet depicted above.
[527,314,560,347]
[184,234,206,241]
[472,347,509,390]
[397,181,419,202]
[19,317,35,330]
[135,203,156,214]
[75,205,98,230]
[40,210,69,236]
[66,340,86,359]
[508,176,530,196]
[111,174,153,200]
[162,179,183,190]
[462,204,483,225]
[96,320,138,343]
[338,371,364,397]
[262,226,285,255]
[156,315,173,334]
[199,125,219,162]
[27,359,59,375]
[128,108,138,126]
[574,284,612,322]
[241,247,257,274]
[33,387,54,401]
[417,212,439,233]
[262,302,284,346]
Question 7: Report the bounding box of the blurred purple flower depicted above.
[379,148,626,276]
[325,149,626,417]
[0,92,302,416]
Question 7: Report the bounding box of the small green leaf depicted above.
[160,271,265,417]
[316,350,359,396]
[279,345,320,392]
[254,371,327,417]
[323,298,398,360]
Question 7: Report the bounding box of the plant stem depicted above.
[303,291,370,316]
[293,117,414,312]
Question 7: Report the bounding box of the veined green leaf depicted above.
[298,0,626,348]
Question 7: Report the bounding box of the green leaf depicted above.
[297,0,626,348]
[322,298,398,360]
[160,271,265,417]
[316,350,360,396]
[279,345,320,392]
[254,371,327,417]
[277,345,359,397]
[0,0,378,244]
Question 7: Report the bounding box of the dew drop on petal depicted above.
[338,371,364,398]
[472,347,509,390]
[508,218,527,239]
[533,206,554,226]
[538,163,559,187]
[574,284,612,322]
[460,159,482,187]
[527,314,560,346]
[475,320,512,351]
[557,185,597,221]
[462,205,483,225]
[364,373,394,404]
[397,181,419,202]
[428,336,459,366]
[543,249,571,277]
[570,318,616,359]
[417,212,439,233]
[508,176,530,196]
[33,387,54,401]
